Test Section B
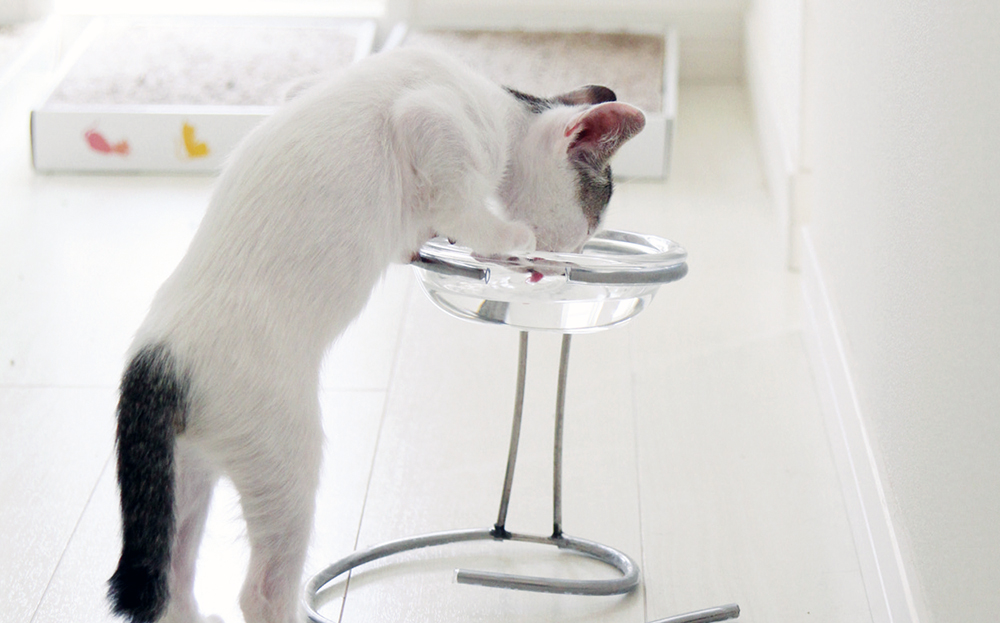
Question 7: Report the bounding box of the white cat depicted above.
[108,47,644,623]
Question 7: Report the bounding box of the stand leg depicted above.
[304,326,739,621]
[552,334,572,538]
[304,330,646,619]
[492,331,529,539]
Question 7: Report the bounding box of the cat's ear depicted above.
[554,85,617,106]
[564,102,646,165]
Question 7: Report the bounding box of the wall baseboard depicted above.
[800,228,920,623]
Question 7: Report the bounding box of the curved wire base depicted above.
[304,332,738,623]
[304,528,640,623]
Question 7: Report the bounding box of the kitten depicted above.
[108,46,644,623]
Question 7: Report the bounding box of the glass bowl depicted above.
[411,229,688,333]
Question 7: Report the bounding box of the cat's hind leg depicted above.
[224,394,323,623]
[161,440,220,623]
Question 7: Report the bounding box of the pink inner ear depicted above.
[566,102,646,161]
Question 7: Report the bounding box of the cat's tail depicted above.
[108,343,188,623]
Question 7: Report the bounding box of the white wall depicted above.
[744,0,802,267]
[750,2,1000,622]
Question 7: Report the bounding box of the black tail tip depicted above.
[108,562,170,623]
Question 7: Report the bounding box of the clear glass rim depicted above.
[415,229,688,286]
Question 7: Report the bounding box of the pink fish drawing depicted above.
[85,129,130,156]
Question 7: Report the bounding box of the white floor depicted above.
[1,74,873,622]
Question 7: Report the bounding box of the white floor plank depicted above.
[0,387,116,623]
[631,334,870,623]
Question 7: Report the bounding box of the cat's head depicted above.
[499,85,645,252]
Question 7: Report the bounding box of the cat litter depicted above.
[30,16,375,173]
[394,26,678,179]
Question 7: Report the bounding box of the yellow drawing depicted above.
[182,123,210,158]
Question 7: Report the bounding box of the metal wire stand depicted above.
[304,332,739,623]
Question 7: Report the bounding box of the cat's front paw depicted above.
[440,209,537,257]
[501,222,537,256]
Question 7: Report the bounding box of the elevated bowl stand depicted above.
[305,231,740,623]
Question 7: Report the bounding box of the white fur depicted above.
[127,47,642,623]
[500,105,593,250]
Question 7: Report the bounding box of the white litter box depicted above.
[30,17,375,173]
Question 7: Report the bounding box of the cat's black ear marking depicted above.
[555,85,617,106]
[505,85,618,115]
[504,87,553,114]
[573,162,614,233]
